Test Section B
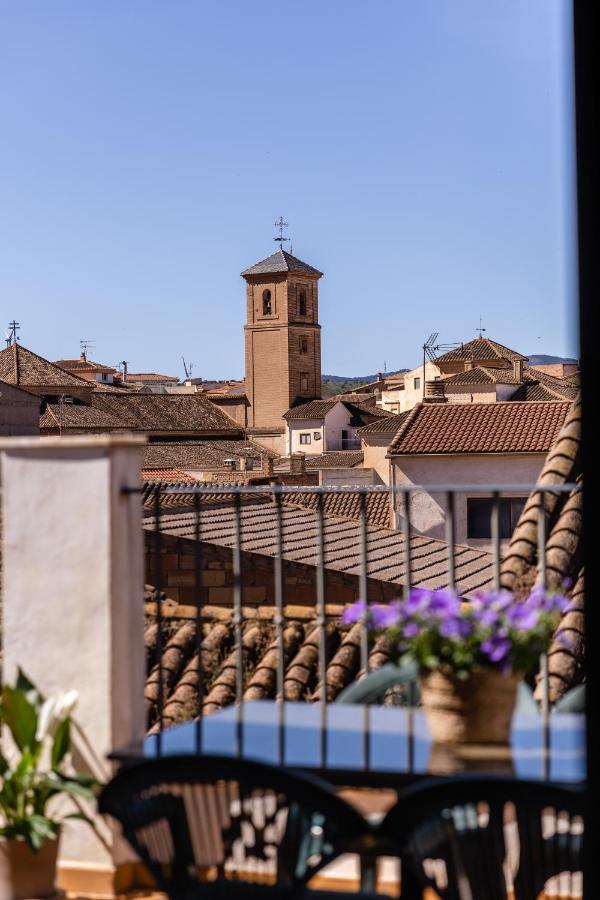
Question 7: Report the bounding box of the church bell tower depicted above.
[241,246,323,453]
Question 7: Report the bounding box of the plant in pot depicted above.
[0,671,98,900]
[343,585,570,745]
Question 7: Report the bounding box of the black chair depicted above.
[99,753,384,899]
[380,775,584,900]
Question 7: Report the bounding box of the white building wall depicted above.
[361,438,391,484]
[287,418,326,455]
[324,402,358,450]
[391,453,546,550]
[386,362,441,413]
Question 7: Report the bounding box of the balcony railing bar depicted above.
[131,482,580,496]
[232,492,244,757]
[491,491,501,590]
[138,482,580,779]
[315,491,328,768]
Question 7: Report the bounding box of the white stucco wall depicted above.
[361,438,391,484]
[0,435,146,875]
[324,402,359,450]
[286,418,325,454]
[391,453,546,549]
[388,362,441,413]
[320,467,377,487]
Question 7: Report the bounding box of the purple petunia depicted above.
[481,632,511,663]
[505,603,539,632]
[342,599,367,625]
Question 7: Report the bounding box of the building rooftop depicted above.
[0,343,91,390]
[40,401,129,432]
[387,400,572,456]
[89,393,242,435]
[241,249,323,277]
[358,411,412,436]
[142,439,277,470]
[435,337,527,365]
[442,365,521,386]
[146,504,495,597]
[283,399,339,420]
[304,451,365,468]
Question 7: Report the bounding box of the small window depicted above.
[413,377,421,390]
[299,433,311,445]
[467,498,527,539]
[299,290,307,316]
[262,289,272,316]
[300,373,309,392]
[299,337,308,354]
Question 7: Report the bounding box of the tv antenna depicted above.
[274,216,290,251]
[6,320,20,347]
[421,332,463,399]
[476,315,486,338]
[80,339,95,359]
[182,356,194,380]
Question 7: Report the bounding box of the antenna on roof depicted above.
[6,320,20,347]
[182,356,194,380]
[476,315,486,338]
[421,332,463,399]
[79,339,95,360]
[273,216,290,251]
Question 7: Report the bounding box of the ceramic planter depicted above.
[420,667,520,745]
[0,835,59,899]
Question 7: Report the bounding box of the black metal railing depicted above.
[129,481,583,786]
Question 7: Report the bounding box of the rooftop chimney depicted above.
[512,358,524,382]
[290,452,306,474]
[424,379,447,403]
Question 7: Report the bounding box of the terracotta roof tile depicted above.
[90,393,242,434]
[387,401,571,455]
[358,411,412,436]
[242,249,322,277]
[304,451,364,468]
[142,439,277,469]
[435,337,527,364]
[283,399,338,419]
[40,401,128,431]
[0,344,91,389]
[282,490,391,527]
[443,365,520,386]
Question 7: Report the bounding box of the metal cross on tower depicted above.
[6,320,20,347]
[477,315,486,338]
[273,216,290,250]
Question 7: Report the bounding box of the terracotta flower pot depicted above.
[420,668,520,745]
[0,836,59,899]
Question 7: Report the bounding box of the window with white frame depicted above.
[299,433,311,445]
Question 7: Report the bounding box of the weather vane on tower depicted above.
[477,315,486,338]
[274,216,290,251]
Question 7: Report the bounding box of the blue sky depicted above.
[0,1,577,379]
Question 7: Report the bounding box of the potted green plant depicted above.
[0,671,97,899]
[343,585,570,745]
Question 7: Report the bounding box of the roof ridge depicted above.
[387,401,422,450]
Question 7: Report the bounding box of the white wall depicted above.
[324,402,358,450]
[391,453,545,549]
[361,437,391,484]
[286,418,325,455]
[320,467,377,487]
[0,435,146,882]
[400,362,441,412]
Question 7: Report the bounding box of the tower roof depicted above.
[241,249,323,278]
[0,342,90,389]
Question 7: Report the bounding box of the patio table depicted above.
[141,700,586,790]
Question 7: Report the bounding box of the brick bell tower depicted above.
[242,247,323,453]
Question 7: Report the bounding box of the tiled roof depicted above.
[509,367,579,402]
[341,400,389,426]
[358,411,411,436]
[125,373,180,383]
[500,399,583,703]
[282,490,391,528]
[90,394,242,435]
[283,399,338,420]
[242,249,323,277]
[142,439,277,469]
[144,598,396,730]
[304,451,364,468]
[147,505,495,598]
[387,401,571,456]
[142,468,198,483]
[435,337,527,364]
[40,402,129,431]
[443,366,520,386]
[53,357,118,374]
[0,344,90,389]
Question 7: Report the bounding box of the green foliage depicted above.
[0,669,98,852]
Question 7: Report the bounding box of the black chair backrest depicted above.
[381,776,584,900]
[99,754,371,897]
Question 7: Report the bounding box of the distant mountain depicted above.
[527,354,578,365]
[321,369,408,398]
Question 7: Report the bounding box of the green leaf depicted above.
[15,668,43,708]
[0,750,9,776]
[51,717,71,769]
[0,685,38,752]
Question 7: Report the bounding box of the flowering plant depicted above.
[0,670,97,851]
[343,586,571,681]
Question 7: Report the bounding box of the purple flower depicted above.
[481,632,511,663]
[402,621,420,638]
[403,588,432,615]
[506,603,539,632]
[342,599,367,625]
[440,616,472,639]
[371,602,402,629]
[429,589,461,617]
[555,629,574,649]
